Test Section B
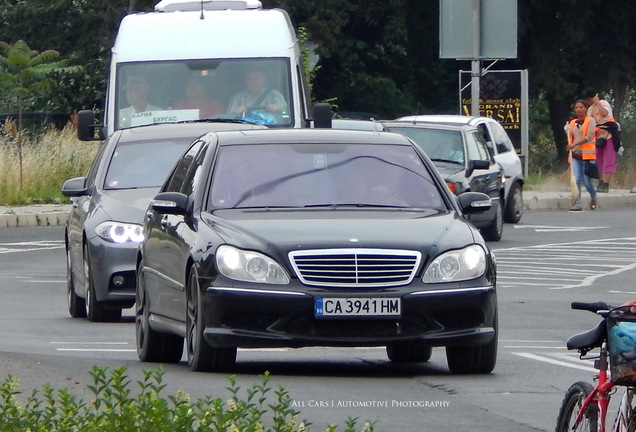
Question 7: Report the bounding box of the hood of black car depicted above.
[206,208,477,258]
[98,188,160,222]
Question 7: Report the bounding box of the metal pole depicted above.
[521,69,529,177]
[471,0,480,116]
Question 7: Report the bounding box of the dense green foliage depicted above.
[0,366,375,432]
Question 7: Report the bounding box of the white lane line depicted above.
[512,352,597,372]
[550,262,636,290]
[51,342,129,345]
[56,348,136,352]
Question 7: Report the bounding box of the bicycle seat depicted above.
[566,320,606,351]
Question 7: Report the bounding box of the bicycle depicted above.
[556,301,636,432]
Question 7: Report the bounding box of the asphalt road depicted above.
[2,208,636,431]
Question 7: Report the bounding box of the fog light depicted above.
[112,275,125,287]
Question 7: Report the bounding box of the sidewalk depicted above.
[1,187,636,228]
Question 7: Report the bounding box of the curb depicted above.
[523,189,636,212]
[1,189,635,228]
[0,206,72,228]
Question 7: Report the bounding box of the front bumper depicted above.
[200,281,497,349]
[87,238,138,307]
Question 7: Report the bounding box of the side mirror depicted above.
[150,192,189,215]
[466,159,490,177]
[312,103,332,128]
[61,177,88,197]
[458,192,492,214]
[77,110,104,141]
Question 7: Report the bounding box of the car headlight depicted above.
[216,245,290,284]
[95,221,144,244]
[422,244,487,283]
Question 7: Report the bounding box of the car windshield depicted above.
[386,127,465,165]
[104,139,191,190]
[115,58,292,130]
[208,143,445,210]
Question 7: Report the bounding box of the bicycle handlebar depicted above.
[571,301,612,313]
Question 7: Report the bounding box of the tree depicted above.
[0,0,156,114]
[0,39,81,189]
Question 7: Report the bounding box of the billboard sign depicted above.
[460,70,529,172]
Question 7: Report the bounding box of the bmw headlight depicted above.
[216,245,290,284]
[95,221,144,244]
[422,244,487,283]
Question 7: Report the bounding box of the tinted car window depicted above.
[104,138,192,190]
[470,131,492,161]
[86,139,109,187]
[476,124,496,158]
[181,144,208,197]
[490,123,514,154]
[385,128,464,164]
[209,143,444,210]
[164,140,204,193]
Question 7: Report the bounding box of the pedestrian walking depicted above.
[566,100,597,211]
[582,88,618,193]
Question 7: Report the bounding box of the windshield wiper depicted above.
[303,203,409,209]
[429,158,463,165]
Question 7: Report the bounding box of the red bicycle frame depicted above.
[573,342,614,431]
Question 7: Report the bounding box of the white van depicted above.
[79,0,330,139]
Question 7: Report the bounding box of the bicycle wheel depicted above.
[555,381,598,432]
[623,388,636,432]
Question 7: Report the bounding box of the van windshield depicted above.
[115,58,293,130]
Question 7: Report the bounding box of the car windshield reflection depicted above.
[386,127,466,165]
[104,140,189,190]
[209,143,444,210]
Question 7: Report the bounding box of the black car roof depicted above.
[207,128,416,146]
[115,122,267,143]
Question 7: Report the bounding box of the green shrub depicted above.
[0,366,375,432]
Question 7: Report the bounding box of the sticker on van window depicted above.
[313,154,327,169]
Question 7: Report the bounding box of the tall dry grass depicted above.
[0,122,99,205]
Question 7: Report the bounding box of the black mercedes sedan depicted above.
[136,128,498,374]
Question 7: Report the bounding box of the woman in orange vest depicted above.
[566,99,598,211]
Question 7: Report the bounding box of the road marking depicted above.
[513,225,609,233]
[51,341,129,345]
[56,348,136,352]
[512,352,597,372]
[0,240,64,254]
[494,237,636,290]
[550,261,636,290]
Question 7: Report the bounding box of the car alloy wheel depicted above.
[186,266,236,372]
[83,243,121,322]
[136,260,183,363]
[504,182,523,224]
[66,244,86,318]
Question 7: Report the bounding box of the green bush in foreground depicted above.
[0,366,375,432]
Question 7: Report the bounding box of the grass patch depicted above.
[0,122,98,205]
[0,366,375,432]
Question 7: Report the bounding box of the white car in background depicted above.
[394,115,524,223]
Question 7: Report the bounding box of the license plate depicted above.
[315,297,401,317]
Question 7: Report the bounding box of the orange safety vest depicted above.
[568,117,596,161]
